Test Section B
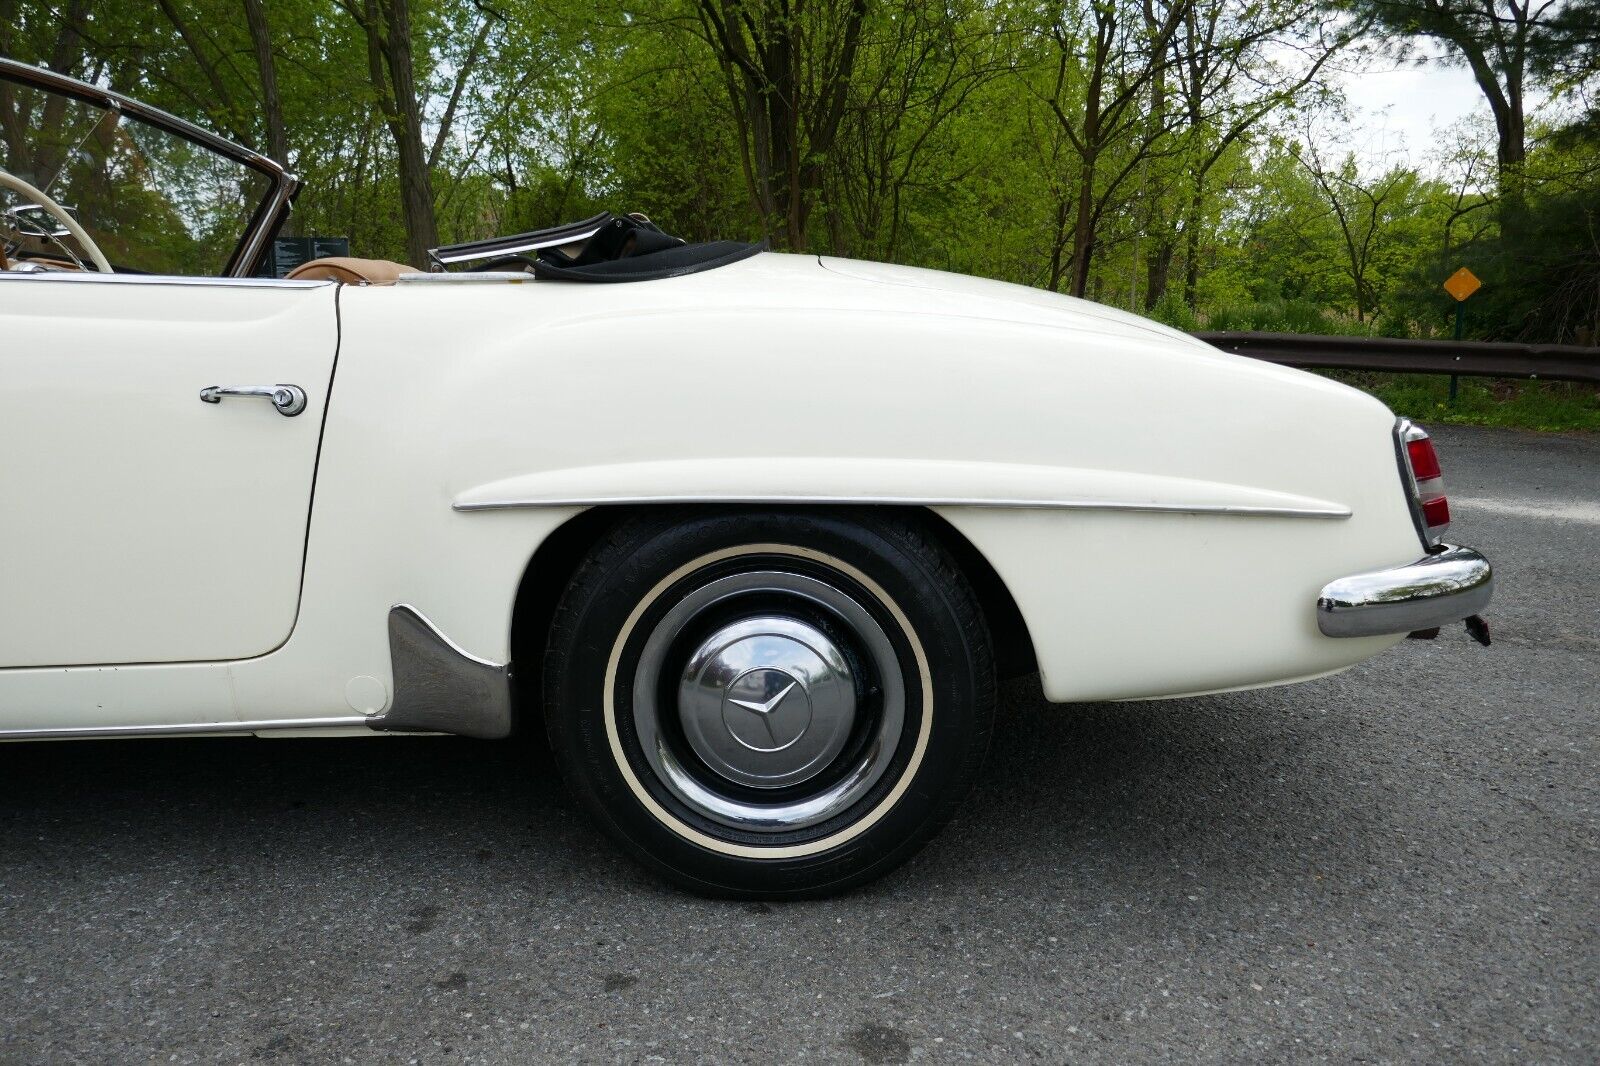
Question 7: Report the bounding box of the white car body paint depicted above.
[0,252,1426,734]
[0,277,337,666]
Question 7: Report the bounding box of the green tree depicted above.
[1337,0,1588,249]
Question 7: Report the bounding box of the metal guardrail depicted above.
[1194,331,1600,384]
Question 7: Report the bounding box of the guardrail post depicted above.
[1450,303,1464,404]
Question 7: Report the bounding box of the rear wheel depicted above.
[543,509,995,898]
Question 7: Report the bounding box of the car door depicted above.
[0,272,338,667]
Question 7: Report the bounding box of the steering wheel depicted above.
[0,165,114,273]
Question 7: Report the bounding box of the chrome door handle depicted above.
[198,384,307,417]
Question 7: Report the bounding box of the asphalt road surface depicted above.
[2,425,1595,1064]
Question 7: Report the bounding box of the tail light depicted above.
[1398,419,1450,545]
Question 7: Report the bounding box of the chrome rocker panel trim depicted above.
[371,604,514,739]
[1317,544,1493,638]
[0,716,373,740]
[0,606,512,741]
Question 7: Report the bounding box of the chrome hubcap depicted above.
[632,568,906,833]
[678,616,856,789]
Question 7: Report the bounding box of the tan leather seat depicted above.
[285,256,420,284]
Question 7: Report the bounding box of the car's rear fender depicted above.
[227,275,1423,722]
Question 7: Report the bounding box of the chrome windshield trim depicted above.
[233,173,299,278]
[0,57,299,277]
[1317,543,1493,637]
[0,58,286,173]
[0,271,329,288]
[453,494,1352,519]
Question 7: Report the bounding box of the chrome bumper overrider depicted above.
[1317,544,1494,638]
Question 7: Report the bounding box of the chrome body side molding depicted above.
[370,604,514,740]
[0,271,328,289]
[449,459,1354,520]
[454,494,1350,519]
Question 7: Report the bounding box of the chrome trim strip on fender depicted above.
[1317,544,1494,637]
[370,604,513,739]
[453,494,1352,519]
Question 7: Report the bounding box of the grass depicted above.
[1324,372,1600,433]
[1148,296,1377,337]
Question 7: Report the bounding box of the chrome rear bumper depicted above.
[1317,544,1494,638]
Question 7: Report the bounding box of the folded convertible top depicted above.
[429,213,762,283]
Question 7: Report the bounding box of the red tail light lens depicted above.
[1421,495,1451,529]
[1399,420,1449,544]
[1406,437,1442,481]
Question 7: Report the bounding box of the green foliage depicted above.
[3,0,1597,364]
[1329,373,1600,432]
[1145,293,1202,332]
[1205,298,1374,336]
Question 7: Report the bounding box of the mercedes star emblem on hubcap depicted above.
[637,568,908,827]
[723,668,811,752]
[674,610,860,791]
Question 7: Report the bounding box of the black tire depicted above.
[542,508,995,898]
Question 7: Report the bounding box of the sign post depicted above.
[1443,266,1482,403]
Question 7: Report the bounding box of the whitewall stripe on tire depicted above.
[601,543,934,860]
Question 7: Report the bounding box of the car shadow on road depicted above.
[887,675,1378,903]
[0,674,1373,905]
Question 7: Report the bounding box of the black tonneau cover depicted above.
[429,212,761,282]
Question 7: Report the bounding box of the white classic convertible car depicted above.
[0,59,1492,896]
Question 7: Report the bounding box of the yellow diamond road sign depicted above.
[1444,266,1482,302]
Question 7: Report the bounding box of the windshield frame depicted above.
[0,56,299,278]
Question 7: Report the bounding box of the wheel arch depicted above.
[507,504,1036,732]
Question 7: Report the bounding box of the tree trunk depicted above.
[243,0,292,234]
[1447,16,1529,251]
[360,0,438,267]
[1068,39,1106,300]
[1494,92,1528,252]
[1181,182,1203,306]
[1144,238,1174,309]
[697,0,866,252]
[1047,196,1070,293]
[1068,156,1097,298]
